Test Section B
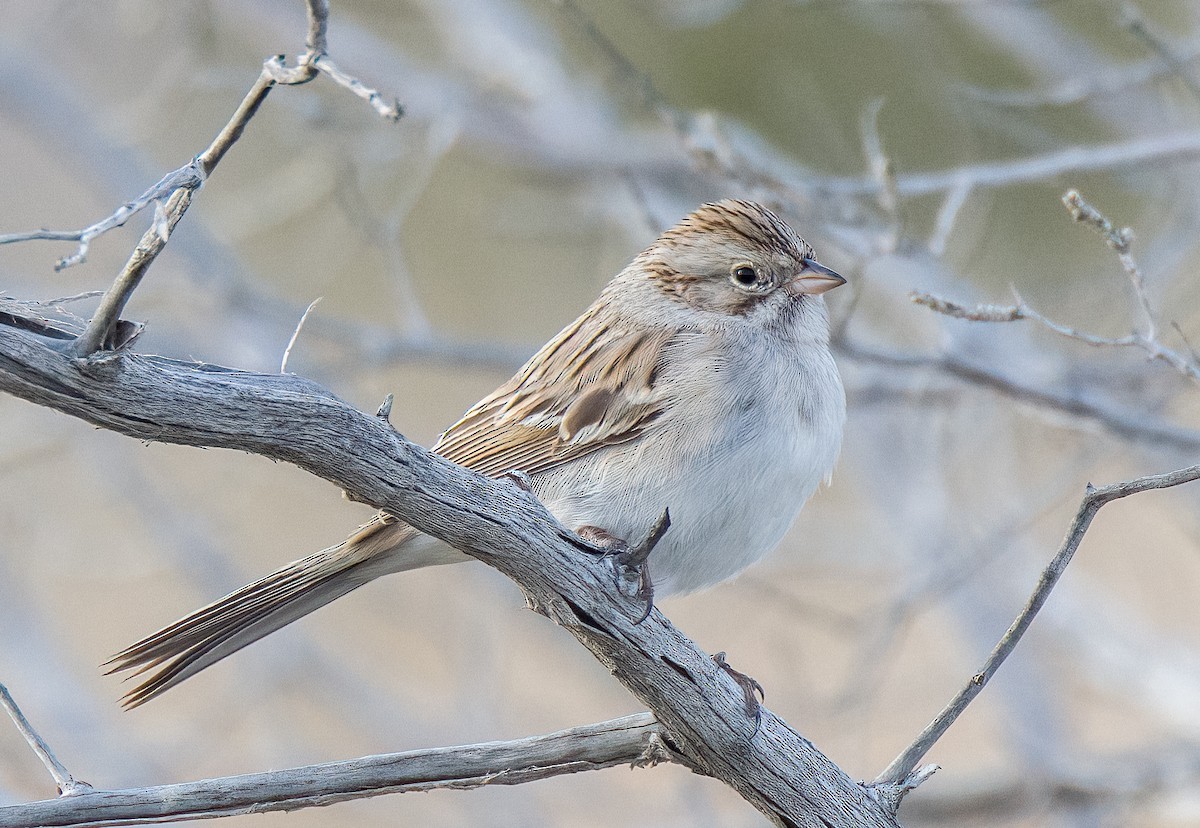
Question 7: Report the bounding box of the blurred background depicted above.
[2,1,1200,826]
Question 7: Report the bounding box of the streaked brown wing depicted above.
[433,306,673,478]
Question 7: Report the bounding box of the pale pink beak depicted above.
[789,258,845,295]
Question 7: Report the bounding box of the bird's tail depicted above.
[107,517,443,708]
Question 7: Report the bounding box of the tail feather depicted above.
[108,550,372,708]
[108,518,432,708]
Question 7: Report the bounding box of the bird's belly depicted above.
[537,407,837,596]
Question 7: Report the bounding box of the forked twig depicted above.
[875,463,1200,787]
[913,190,1200,384]
[3,0,401,358]
[0,161,205,271]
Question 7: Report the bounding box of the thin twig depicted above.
[874,463,1200,787]
[281,297,322,373]
[0,160,205,272]
[69,188,194,356]
[910,292,1021,322]
[1011,290,1140,348]
[914,287,1200,384]
[912,289,1141,345]
[266,0,402,120]
[1062,189,1156,341]
[64,0,402,357]
[34,291,105,307]
[912,190,1200,385]
[315,56,404,120]
[0,684,92,796]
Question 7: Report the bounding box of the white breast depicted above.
[536,318,845,596]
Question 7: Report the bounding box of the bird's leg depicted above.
[575,510,669,624]
[713,651,765,735]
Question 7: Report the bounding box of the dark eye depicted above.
[731,265,759,287]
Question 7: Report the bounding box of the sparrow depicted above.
[109,199,846,708]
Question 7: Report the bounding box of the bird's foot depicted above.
[500,468,534,492]
[576,509,670,624]
[713,651,765,736]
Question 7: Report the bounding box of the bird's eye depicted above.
[731,264,759,287]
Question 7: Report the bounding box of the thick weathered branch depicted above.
[0,714,661,828]
[0,322,901,828]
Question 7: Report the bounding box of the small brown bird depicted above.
[109,200,846,707]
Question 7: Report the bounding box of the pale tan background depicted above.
[2,1,1200,826]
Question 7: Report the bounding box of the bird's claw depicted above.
[714,651,765,735]
[500,469,534,492]
[575,509,670,624]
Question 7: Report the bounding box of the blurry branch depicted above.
[0,685,91,798]
[0,714,663,828]
[333,160,438,340]
[0,0,400,359]
[0,323,902,827]
[913,190,1200,385]
[835,338,1200,452]
[819,130,1200,197]
[860,98,900,253]
[962,39,1200,108]
[311,54,404,120]
[904,740,1200,825]
[554,0,820,220]
[961,4,1200,110]
[1120,2,1200,104]
[875,462,1200,788]
[927,175,972,258]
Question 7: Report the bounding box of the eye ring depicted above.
[731,264,759,288]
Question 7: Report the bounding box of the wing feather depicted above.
[433,306,673,478]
